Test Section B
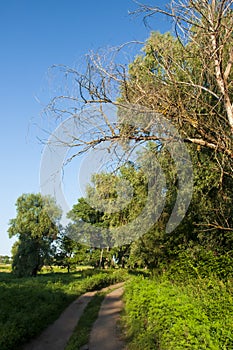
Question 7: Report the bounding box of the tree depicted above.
[0,255,11,264]
[54,225,88,272]
[66,164,148,266]
[8,193,61,277]
[43,0,232,265]
[45,1,232,202]
[46,1,233,156]
[122,3,233,242]
[134,0,233,135]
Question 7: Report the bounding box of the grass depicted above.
[40,265,94,274]
[0,264,11,272]
[122,274,233,349]
[65,291,105,350]
[3,261,232,350]
[0,267,129,350]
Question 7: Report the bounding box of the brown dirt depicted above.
[23,283,125,350]
[89,286,126,350]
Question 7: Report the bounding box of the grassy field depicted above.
[0,265,129,350]
[0,264,11,272]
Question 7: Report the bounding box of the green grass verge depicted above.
[65,292,105,350]
[122,275,233,350]
[0,268,129,350]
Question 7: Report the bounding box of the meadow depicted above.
[0,265,128,350]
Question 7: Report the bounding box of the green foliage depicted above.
[162,247,233,281]
[54,226,88,272]
[0,268,129,350]
[79,268,129,290]
[0,256,11,264]
[123,274,233,349]
[67,163,148,261]
[118,27,233,263]
[8,193,61,277]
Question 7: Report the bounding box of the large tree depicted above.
[118,28,233,247]
[44,0,232,263]
[8,193,61,277]
[45,0,233,188]
[47,1,233,150]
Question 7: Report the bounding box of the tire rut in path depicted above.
[23,282,124,350]
[89,286,125,350]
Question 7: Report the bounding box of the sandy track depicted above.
[23,282,125,350]
[89,286,125,350]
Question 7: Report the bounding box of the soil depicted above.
[23,282,125,350]
[89,286,126,350]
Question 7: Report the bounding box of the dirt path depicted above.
[23,283,125,350]
[89,286,125,350]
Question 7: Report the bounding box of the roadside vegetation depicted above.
[0,266,128,350]
[122,255,233,350]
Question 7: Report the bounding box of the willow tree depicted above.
[118,1,233,245]
[46,0,233,180]
[8,193,61,277]
[44,0,232,253]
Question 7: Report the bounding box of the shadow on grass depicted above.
[0,269,97,350]
[0,268,128,350]
[0,274,76,350]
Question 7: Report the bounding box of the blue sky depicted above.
[0,0,170,256]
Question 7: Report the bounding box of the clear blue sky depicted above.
[0,0,170,256]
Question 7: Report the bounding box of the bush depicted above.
[164,248,233,281]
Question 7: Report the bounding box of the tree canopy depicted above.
[42,0,233,269]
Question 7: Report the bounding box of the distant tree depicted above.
[0,255,11,264]
[54,225,87,272]
[8,193,61,277]
[67,163,149,266]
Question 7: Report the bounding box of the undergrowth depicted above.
[122,274,233,349]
